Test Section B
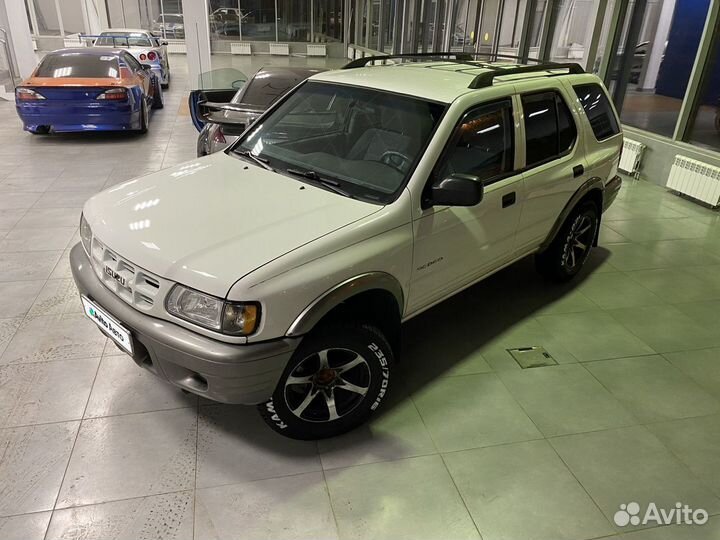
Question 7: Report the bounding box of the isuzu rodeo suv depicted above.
[72,54,623,439]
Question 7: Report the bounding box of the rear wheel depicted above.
[536,201,599,281]
[259,323,393,440]
[152,80,164,109]
[138,101,149,134]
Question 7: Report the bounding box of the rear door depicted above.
[514,81,587,253]
[189,68,247,131]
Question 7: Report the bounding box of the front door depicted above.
[407,97,524,315]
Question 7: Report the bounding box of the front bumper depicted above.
[603,175,622,211]
[70,243,298,404]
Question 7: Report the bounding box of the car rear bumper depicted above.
[603,175,622,211]
[17,102,139,132]
[70,243,298,404]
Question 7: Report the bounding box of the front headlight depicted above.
[80,214,92,254]
[165,284,259,336]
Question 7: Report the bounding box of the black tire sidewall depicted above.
[557,202,598,278]
[259,324,393,440]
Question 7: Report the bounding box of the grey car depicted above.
[196,66,324,156]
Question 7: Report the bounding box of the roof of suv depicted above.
[311,61,584,103]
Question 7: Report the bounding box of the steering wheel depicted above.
[379,150,412,173]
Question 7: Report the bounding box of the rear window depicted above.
[237,76,298,108]
[522,91,577,167]
[573,83,620,141]
[36,53,119,78]
[96,33,152,47]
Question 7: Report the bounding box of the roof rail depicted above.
[468,62,584,89]
[343,52,475,69]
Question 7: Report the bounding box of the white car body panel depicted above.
[97,29,170,85]
[83,153,383,300]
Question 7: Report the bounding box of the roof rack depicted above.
[343,52,476,69]
[467,62,584,88]
[342,51,584,88]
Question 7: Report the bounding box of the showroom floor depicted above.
[1,55,720,540]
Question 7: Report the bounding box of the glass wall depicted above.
[686,39,720,151]
[607,0,711,138]
[548,0,603,69]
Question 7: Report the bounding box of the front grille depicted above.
[90,237,171,315]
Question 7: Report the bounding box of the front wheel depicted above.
[259,323,393,440]
[137,101,149,134]
[535,201,598,281]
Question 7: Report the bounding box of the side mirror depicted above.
[141,64,153,71]
[429,173,484,207]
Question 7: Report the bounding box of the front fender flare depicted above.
[285,272,404,337]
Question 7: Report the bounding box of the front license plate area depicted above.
[81,296,133,354]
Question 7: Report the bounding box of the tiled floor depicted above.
[1,55,720,540]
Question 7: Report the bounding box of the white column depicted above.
[0,0,38,79]
[640,0,676,90]
[181,0,212,88]
[82,0,106,34]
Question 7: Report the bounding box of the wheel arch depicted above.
[539,177,604,252]
[286,272,404,355]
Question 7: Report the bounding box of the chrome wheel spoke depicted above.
[576,222,592,236]
[291,388,319,417]
[337,378,369,396]
[574,239,587,251]
[317,349,330,370]
[335,353,365,375]
[323,389,340,421]
[569,246,577,267]
[286,374,314,386]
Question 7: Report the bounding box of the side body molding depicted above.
[286,272,404,337]
[538,177,605,252]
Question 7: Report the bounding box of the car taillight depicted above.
[213,126,226,144]
[96,88,128,101]
[16,88,45,101]
[139,53,147,61]
[147,51,157,61]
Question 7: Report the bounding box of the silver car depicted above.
[195,66,324,156]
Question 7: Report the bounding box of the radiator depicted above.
[269,43,289,55]
[619,138,645,176]
[666,155,720,208]
[167,41,186,54]
[307,44,327,57]
[230,42,252,55]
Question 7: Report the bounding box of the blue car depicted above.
[15,48,163,134]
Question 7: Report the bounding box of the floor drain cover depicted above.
[507,347,557,369]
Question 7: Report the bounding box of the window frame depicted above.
[572,83,621,142]
[427,97,519,199]
[519,89,578,172]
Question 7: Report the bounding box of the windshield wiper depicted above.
[286,168,352,197]
[235,150,273,171]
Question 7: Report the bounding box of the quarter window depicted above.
[573,83,620,141]
[522,91,577,167]
[436,99,515,184]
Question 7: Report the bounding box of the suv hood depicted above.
[84,153,382,298]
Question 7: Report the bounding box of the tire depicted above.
[535,201,599,282]
[259,323,393,440]
[152,80,164,109]
[138,101,149,134]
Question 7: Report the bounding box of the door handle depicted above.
[502,192,516,208]
[573,164,585,178]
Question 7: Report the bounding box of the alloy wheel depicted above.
[283,348,371,423]
[562,214,594,270]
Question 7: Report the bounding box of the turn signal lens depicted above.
[80,214,92,254]
[96,88,128,101]
[147,51,157,61]
[16,87,45,101]
[222,303,259,336]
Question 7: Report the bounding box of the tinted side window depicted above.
[123,53,142,72]
[573,83,620,140]
[522,91,577,167]
[437,99,514,183]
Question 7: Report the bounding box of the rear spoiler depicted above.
[200,102,262,125]
[65,34,166,47]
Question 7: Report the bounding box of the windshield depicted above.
[96,33,152,47]
[232,82,445,204]
[36,53,120,78]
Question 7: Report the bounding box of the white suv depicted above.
[72,55,623,439]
